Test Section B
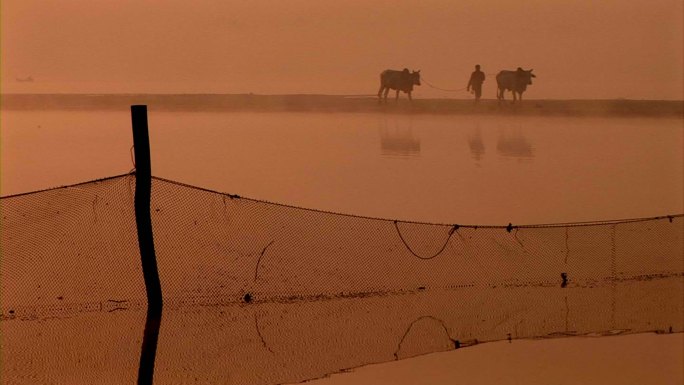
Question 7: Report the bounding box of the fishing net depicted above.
[2,173,682,315]
[2,174,682,384]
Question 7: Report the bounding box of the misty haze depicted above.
[1,1,683,385]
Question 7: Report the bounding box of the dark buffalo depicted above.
[378,69,421,102]
[496,68,536,102]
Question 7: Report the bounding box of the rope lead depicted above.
[421,77,468,93]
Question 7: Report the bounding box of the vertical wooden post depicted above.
[131,105,163,312]
[132,105,163,385]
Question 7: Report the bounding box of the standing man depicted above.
[467,65,486,102]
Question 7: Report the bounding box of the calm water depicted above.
[2,109,683,385]
[2,110,682,224]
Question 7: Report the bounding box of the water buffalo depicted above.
[496,68,536,102]
[378,69,421,102]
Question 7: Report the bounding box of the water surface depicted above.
[2,110,682,224]
[1,108,683,385]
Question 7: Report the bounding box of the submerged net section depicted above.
[2,174,682,315]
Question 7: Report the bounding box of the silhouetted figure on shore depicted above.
[378,68,421,102]
[467,65,486,102]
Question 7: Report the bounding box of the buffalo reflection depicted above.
[379,119,420,157]
[497,128,534,159]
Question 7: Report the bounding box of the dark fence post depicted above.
[131,105,163,313]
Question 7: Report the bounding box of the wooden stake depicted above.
[131,105,163,313]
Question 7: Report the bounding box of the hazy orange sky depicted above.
[2,0,683,99]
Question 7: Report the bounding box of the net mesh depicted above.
[1,174,683,384]
[150,176,683,305]
[2,174,682,316]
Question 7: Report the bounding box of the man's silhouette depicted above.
[467,65,486,102]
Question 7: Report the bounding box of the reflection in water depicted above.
[3,278,681,384]
[468,124,485,161]
[138,311,162,385]
[379,118,420,157]
[394,315,455,360]
[3,111,682,224]
[497,128,534,159]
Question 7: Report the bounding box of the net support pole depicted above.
[131,105,163,314]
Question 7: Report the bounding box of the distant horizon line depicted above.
[1,93,683,102]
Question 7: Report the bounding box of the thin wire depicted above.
[254,240,275,282]
[153,175,683,228]
[394,221,458,260]
[3,173,682,229]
